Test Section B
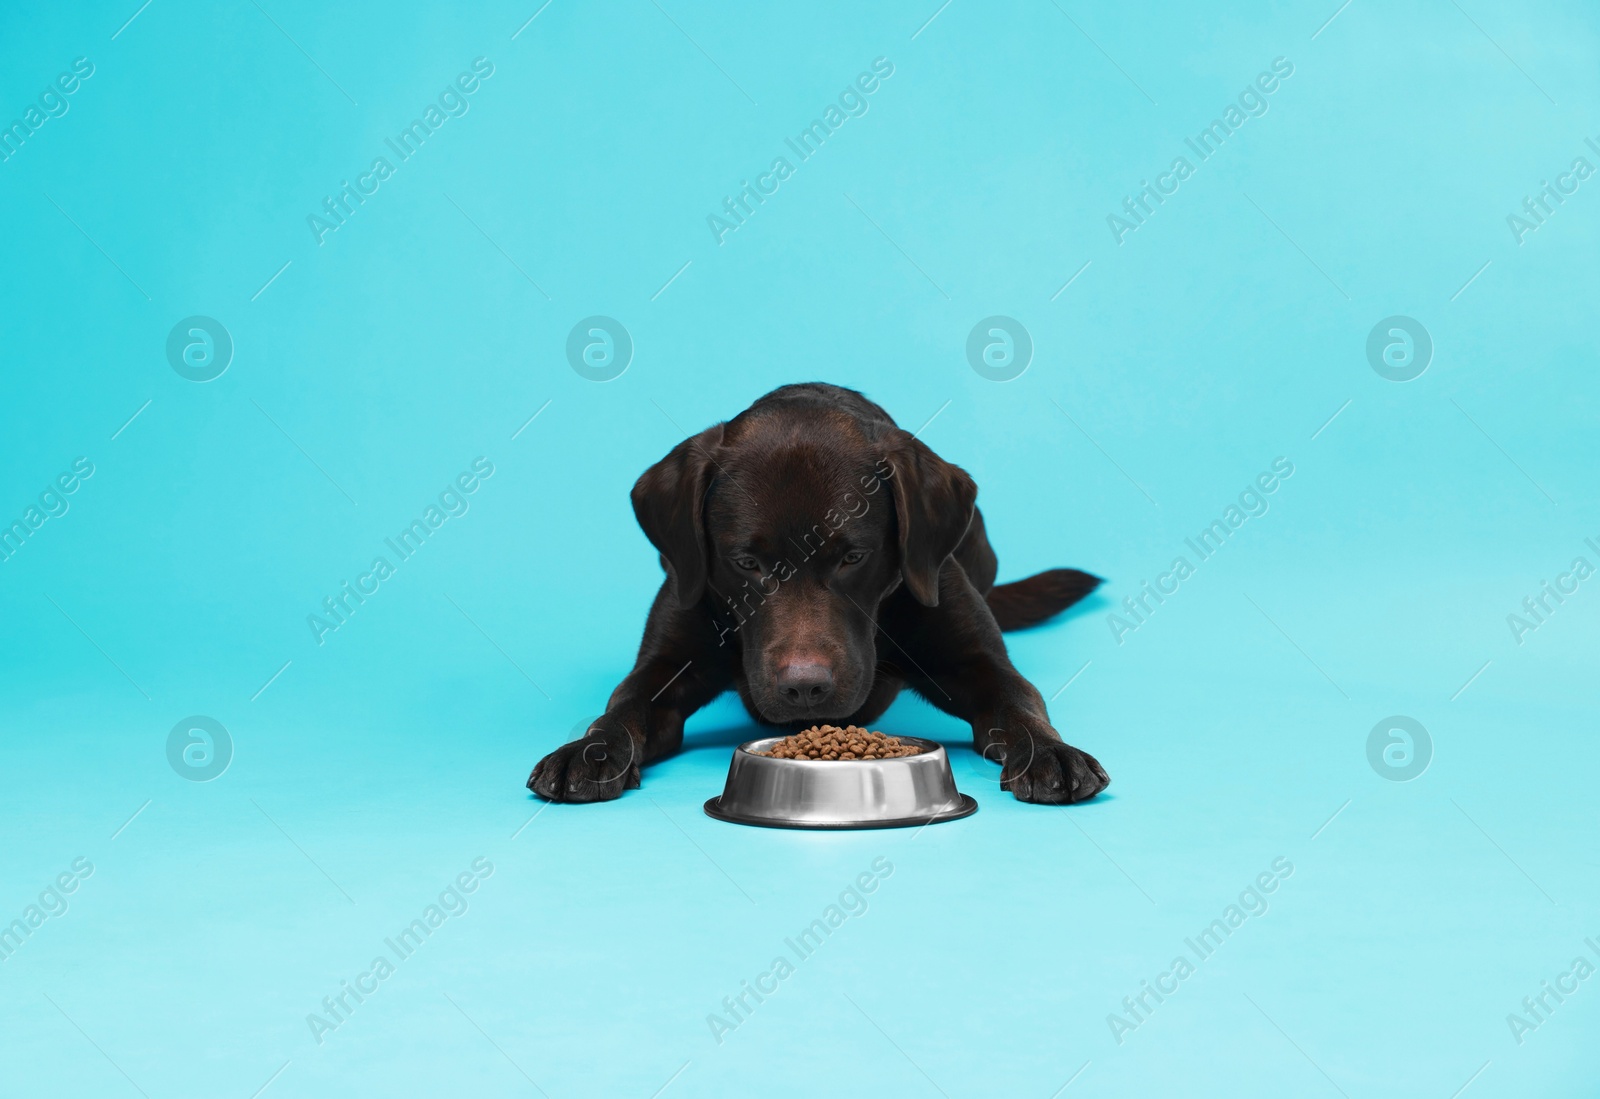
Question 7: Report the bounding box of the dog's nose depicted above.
[776,660,834,707]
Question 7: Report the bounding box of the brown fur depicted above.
[528,383,1108,805]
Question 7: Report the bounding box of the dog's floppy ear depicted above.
[631,423,725,608]
[880,428,977,607]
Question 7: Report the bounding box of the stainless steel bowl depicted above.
[704,735,978,830]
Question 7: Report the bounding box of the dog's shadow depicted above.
[681,723,766,751]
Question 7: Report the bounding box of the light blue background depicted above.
[2,0,1598,1095]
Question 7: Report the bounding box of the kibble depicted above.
[759,725,925,761]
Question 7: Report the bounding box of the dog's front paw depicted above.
[1001,738,1109,805]
[527,731,640,803]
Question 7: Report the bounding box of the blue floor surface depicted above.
[2,1,1598,1095]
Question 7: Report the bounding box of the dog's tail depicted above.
[986,569,1102,631]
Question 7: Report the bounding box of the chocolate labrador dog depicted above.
[527,383,1109,804]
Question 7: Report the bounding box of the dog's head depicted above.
[631,409,976,724]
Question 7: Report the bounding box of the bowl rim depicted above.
[735,734,945,761]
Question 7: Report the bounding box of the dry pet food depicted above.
[759,725,925,760]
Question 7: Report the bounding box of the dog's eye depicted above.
[733,556,761,572]
[841,550,867,566]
